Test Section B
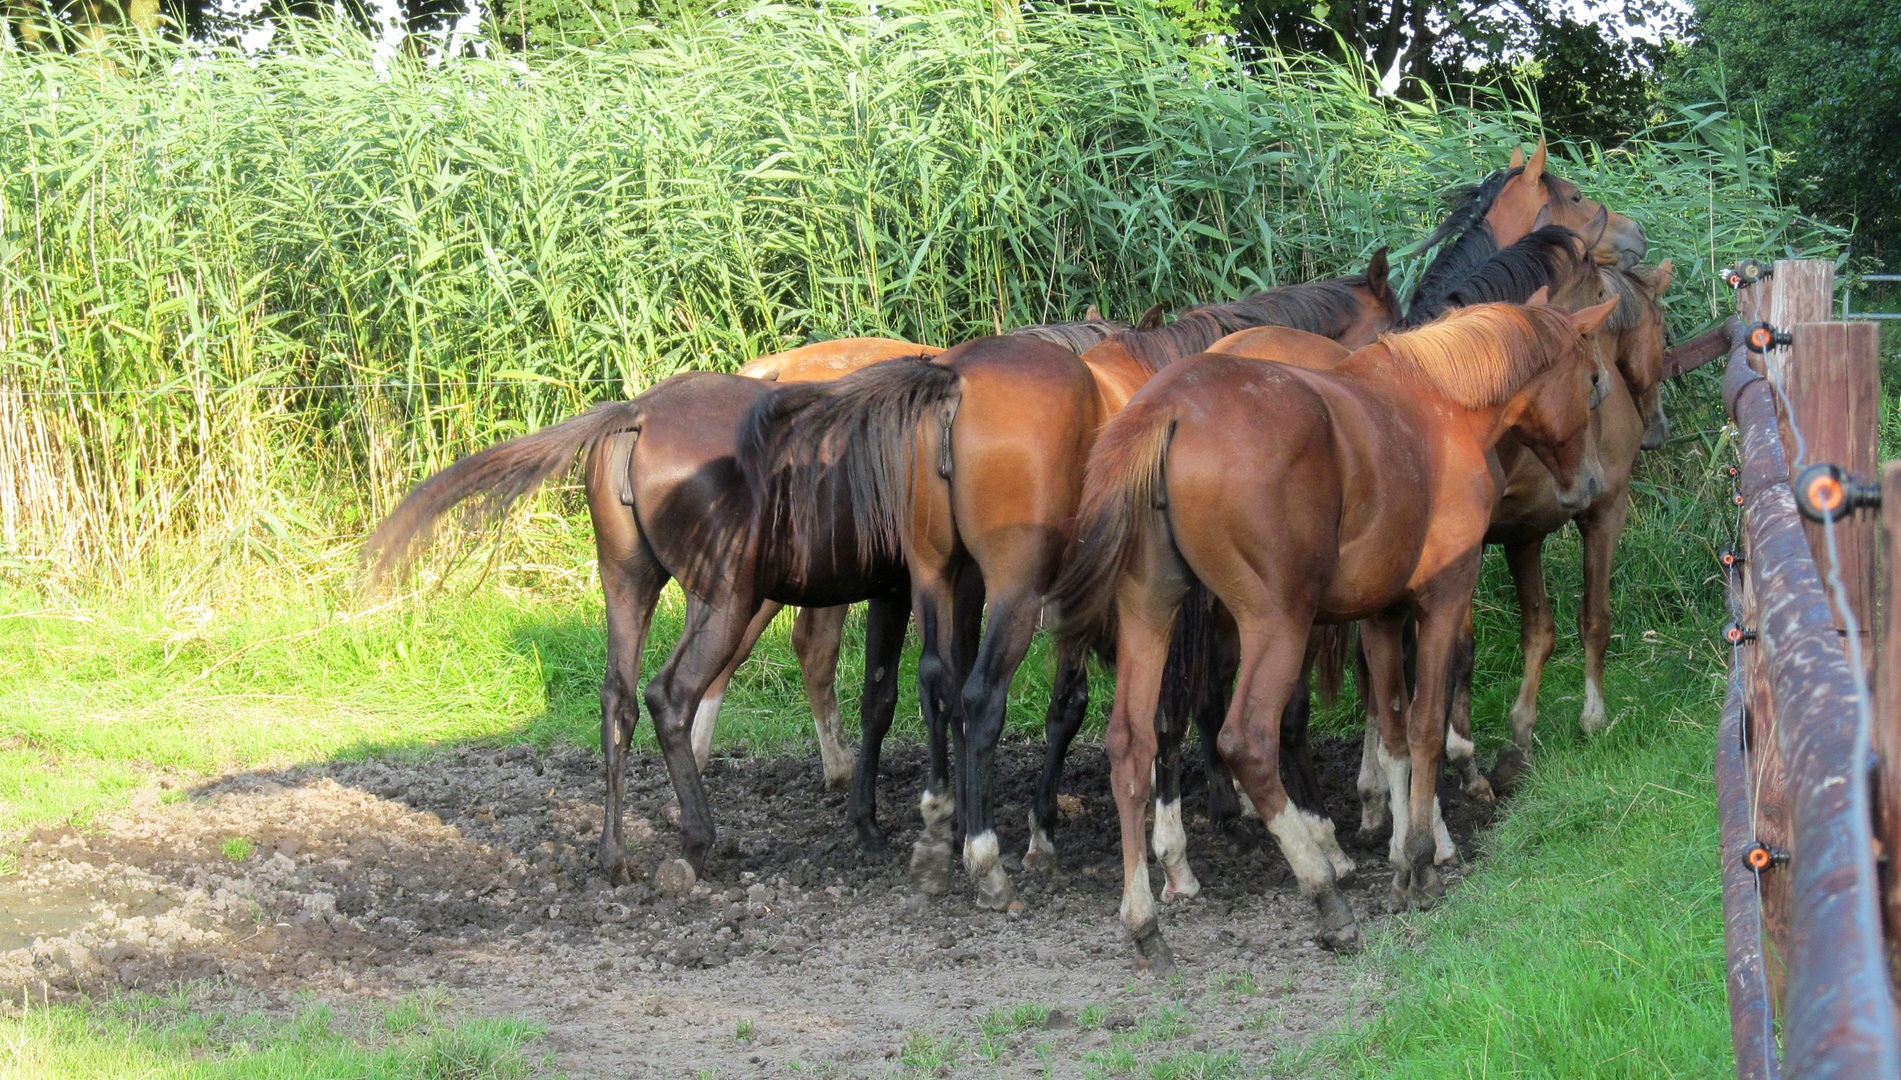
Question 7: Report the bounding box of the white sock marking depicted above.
[963,830,1000,875]
[1152,798,1200,900]
[1266,805,1337,897]
[1121,856,1156,932]
[690,693,723,770]
[1432,797,1456,865]
[1377,742,1411,868]
[1445,726,1475,763]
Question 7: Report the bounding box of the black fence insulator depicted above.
[1720,259,1770,289]
[1725,623,1758,644]
[1793,462,1882,523]
[1733,492,1748,506]
[1745,322,1794,353]
[1721,550,1745,570]
[1743,841,1790,872]
[1726,464,1742,478]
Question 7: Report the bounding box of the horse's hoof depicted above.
[909,839,954,895]
[1403,864,1446,912]
[823,769,854,793]
[1130,919,1177,978]
[1491,745,1528,796]
[1160,868,1201,904]
[1464,772,1496,804]
[856,822,889,852]
[1356,823,1391,851]
[975,870,1017,912]
[598,846,632,886]
[1314,891,1361,954]
[1022,845,1060,877]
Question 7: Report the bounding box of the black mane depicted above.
[1102,272,1388,371]
[1404,166,1560,327]
[1442,225,1591,309]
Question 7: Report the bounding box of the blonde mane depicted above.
[1378,303,1580,408]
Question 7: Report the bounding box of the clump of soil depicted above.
[0,735,1492,1077]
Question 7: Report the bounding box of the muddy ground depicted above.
[0,734,1493,1078]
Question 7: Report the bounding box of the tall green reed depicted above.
[0,0,1840,588]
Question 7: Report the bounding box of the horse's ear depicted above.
[1570,296,1619,335]
[1084,303,1103,322]
[1649,260,1674,297]
[1365,247,1390,297]
[1136,303,1168,331]
[1510,144,1525,169]
[1525,138,1547,184]
[1527,286,1551,307]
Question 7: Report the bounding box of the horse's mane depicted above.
[1007,318,1130,354]
[1099,274,1386,371]
[1445,225,1592,309]
[1600,263,1660,334]
[1381,302,1580,409]
[1404,167,1570,327]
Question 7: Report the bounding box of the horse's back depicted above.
[739,337,941,382]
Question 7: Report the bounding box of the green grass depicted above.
[0,993,544,1080]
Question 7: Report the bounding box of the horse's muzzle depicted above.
[1557,463,1605,512]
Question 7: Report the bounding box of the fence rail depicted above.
[1715,258,1901,1078]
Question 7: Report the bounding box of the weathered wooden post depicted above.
[1879,462,1901,983]
[1784,320,1881,644]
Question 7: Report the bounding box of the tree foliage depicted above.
[1680,0,1901,260]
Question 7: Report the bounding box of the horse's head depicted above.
[1487,140,1648,269]
[1612,261,1674,448]
[1501,294,1621,511]
[1337,247,1401,348]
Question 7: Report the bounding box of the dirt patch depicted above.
[0,735,1492,1077]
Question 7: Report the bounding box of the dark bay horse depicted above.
[742,263,1400,912]
[364,317,1130,885]
[1052,297,1618,973]
[698,316,1144,792]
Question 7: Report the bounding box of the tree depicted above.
[1678,0,1901,260]
[1230,0,1679,145]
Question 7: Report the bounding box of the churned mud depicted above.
[0,735,1494,1077]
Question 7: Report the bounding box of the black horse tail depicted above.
[1050,398,1176,658]
[363,397,646,587]
[737,357,961,579]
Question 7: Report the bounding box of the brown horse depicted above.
[743,264,1400,912]
[697,317,1140,791]
[364,317,1131,885]
[1052,297,1618,973]
[1455,261,1675,794]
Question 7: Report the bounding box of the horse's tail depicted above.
[1311,623,1351,707]
[363,398,645,587]
[1050,398,1176,658]
[737,358,961,577]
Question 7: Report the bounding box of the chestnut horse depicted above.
[1052,297,1618,973]
[364,317,1130,884]
[742,264,1399,911]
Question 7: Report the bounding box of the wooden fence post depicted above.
[1766,260,1835,382]
[1881,462,1901,986]
[1784,321,1881,649]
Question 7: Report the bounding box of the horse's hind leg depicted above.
[908,570,964,895]
[848,592,911,851]
[792,604,855,790]
[1221,613,1359,954]
[1107,573,1182,974]
[1280,639,1356,883]
[1444,609,1492,803]
[957,584,1041,912]
[596,544,666,885]
[1025,644,1088,875]
[1152,640,1199,904]
[1494,537,1553,795]
[644,589,761,873]
[1353,634,1391,845]
[691,600,781,772]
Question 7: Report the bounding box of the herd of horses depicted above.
[366,139,1672,974]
